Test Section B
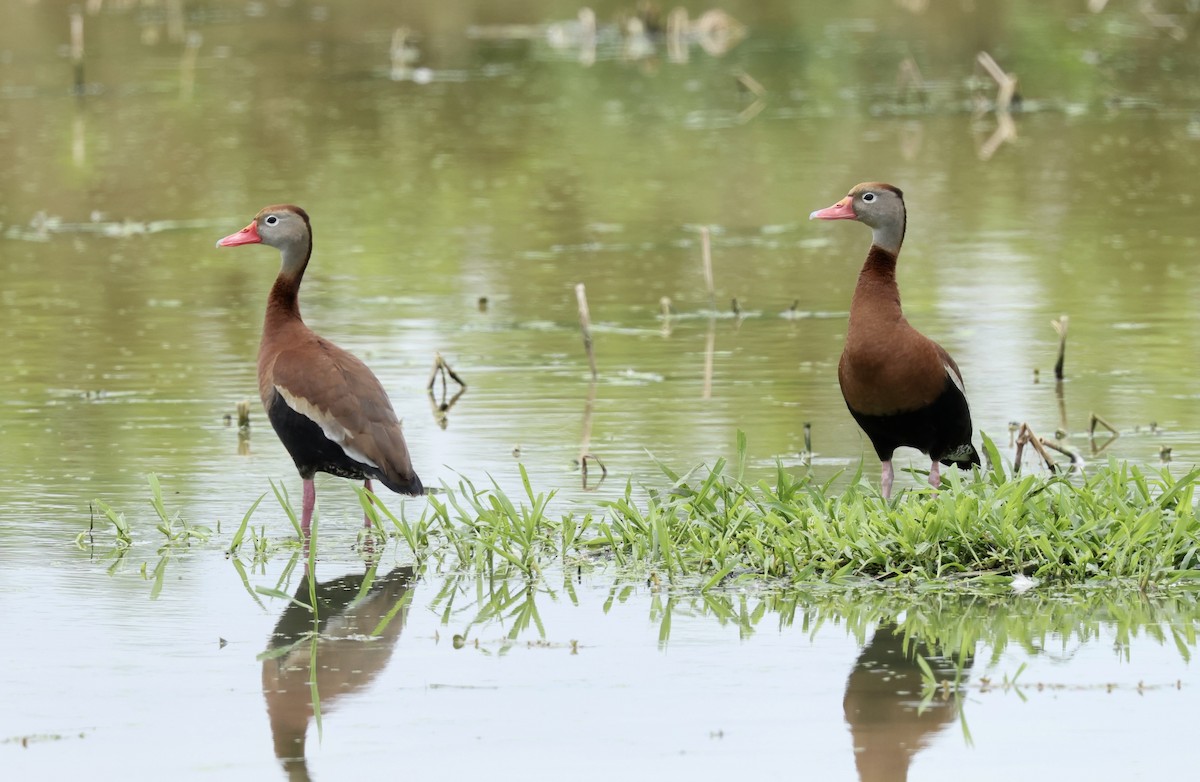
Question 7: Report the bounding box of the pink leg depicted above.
[880,460,894,500]
[928,460,941,491]
[363,478,375,529]
[301,478,316,538]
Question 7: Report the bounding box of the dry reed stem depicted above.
[734,69,766,97]
[1088,412,1120,454]
[702,318,715,400]
[1054,380,1069,436]
[575,283,598,381]
[578,380,598,478]
[1014,422,1058,474]
[896,57,924,91]
[427,352,467,428]
[1052,316,1069,381]
[580,453,608,490]
[976,51,1017,112]
[1089,412,1119,437]
[70,8,85,94]
[427,352,467,392]
[975,51,1018,160]
[699,227,716,312]
[1040,437,1084,469]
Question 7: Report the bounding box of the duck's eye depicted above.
[264,215,279,226]
[861,192,877,203]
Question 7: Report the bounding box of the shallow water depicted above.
[2,1,1200,779]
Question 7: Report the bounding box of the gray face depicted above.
[848,186,904,229]
[255,208,309,251]
[843,183,906,254]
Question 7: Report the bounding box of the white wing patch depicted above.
[943,362,965,395]
[943,444,977,461]
[276,385,380,469]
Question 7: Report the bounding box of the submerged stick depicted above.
[427,352,467,429]
[699,226,716,313]
[975,51,1018,160]
[1055,378,1068,438]
[702,316,715,400]
[1089,412,1119,438]
[575,283,598,381]
[1052,315,1068,381]
[896,57,925,92]
[578,381,607,490]
[734,69,766,97]
[427,351,467,392]
[977,51,1017,112]
[580,453,608,488]
[1088,411,1120,455]
[1014,422,1057,474]
[575,377,607,489]
[1040,437,1084,470]
[70,6,85,95]
[579,379,596,460]
[236,401,251,455]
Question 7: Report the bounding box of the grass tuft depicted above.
[586,454,1200,586]
[362,435,1200,588]
[90,444,1200,590]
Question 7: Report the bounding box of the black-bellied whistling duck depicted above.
[217,205,423,536]
[810,183,979,499]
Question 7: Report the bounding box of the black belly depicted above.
[266,391,375,483]
[845,377,980,466]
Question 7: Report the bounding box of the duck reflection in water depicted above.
[843,623,974,782]
[263,564,417,781]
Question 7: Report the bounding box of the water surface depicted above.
[2,2,1199,779]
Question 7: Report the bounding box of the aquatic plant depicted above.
[587,435,1200,586]
[147,473,213,546]
[78,499,133,550]
[93,445,1200,589]
[362,433,1200,588]
[80,474,214,553]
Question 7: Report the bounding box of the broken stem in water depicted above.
[700,226,716,313]
[977,50,1018,112]
[702,316,715,400]
[1014,422,1058,474]
[1052,315,1068,381]
[1088,411,1120,454]
[578,379,607,490]
[575,283,598,381]
[427,351,468,392]
[70,7,85,95]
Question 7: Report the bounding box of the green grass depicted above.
[351,432,1199,588]
[581,444,1200,587]
[84,437,1200,590]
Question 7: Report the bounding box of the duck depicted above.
[810,183,979,499]
[217,205,423,536]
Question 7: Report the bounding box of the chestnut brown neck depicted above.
[849,245,903,327]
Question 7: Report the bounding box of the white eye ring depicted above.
[265,215,279,225]
[861,192,876,203]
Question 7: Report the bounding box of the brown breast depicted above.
[839,322,951,416]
